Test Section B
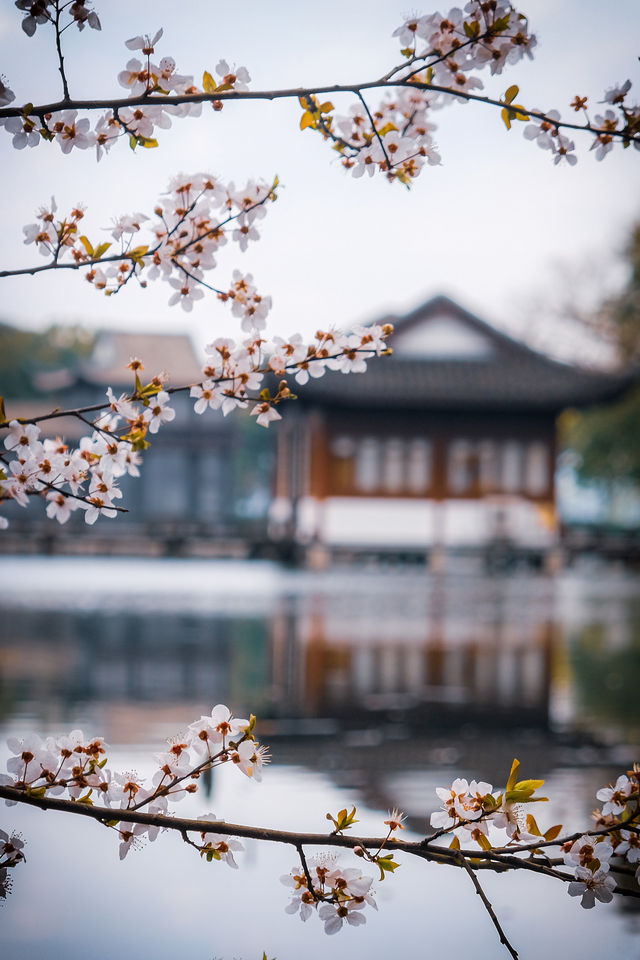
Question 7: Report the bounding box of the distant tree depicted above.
[0,321,93,398]
[562,225,640,488]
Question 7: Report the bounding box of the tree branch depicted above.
[455,851,519,960]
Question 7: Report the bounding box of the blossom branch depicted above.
[2,85,637,146]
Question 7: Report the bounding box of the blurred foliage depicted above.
[570,616,640,736]
[0,321,94,398]
[562,224,640,486]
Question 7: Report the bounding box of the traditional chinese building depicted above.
[1,329,273,554]
[270,296,631,562]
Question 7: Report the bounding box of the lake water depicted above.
[0,555,639,960]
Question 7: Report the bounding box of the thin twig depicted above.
[455,851,519,960]
[296,843,320,902]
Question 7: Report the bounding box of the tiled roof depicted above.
[81,331,203,388]
[299,297,632,412]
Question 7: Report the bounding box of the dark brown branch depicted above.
[455,851,519,959]
[53,0,71,102]
[0,85,637,146]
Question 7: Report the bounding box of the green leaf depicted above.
[300,110,317,131]
[0,397,6,424]
[506,759,520,793]
[475,831,493,851]
[93,242,111,260]
[526,814,541,836]
[26,785,47,799]
[202,70,217,94]
[129,134,138,151]
[463,19,480,38]
[79,235,94,257]
[544,824,564,841]
[376,854,400,880]
[400,47,414,58]
[326,805,359,833]
[129,245,149,265]
[504,84,519,105]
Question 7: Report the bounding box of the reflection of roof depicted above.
[302,296,632,412]
[81,331,203,388]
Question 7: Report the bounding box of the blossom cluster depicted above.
[0,704,267,861]
[282,856,377,935]
[0,26,248,154]
[429,761,640,911]
[15,0,101,38]
[2,5,637,185]
[301,4,639,184]
[0,413,141,527]
[0,324,393,528]
[22,173,277,313]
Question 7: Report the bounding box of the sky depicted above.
[0,0,639,364]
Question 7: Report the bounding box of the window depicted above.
[355,437,380,492]
[382,439,405,493]
[448,439,475,493]
[478,440,498,491]
[525,441,549,495]
[407,439,431,493]
[501,441,522,492]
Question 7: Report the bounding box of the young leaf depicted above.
[79,235,94,257]
[202,70,217,94]
[504,85,520,105]
[506,759,520,793]
[526,814,542,836]
[93,242,112,260]
[376,854,400,880]
[544,824,564,842]
[300,110,317,131]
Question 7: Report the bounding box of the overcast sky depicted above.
[1,0,639,363]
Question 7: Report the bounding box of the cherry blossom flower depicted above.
[143,391,175,433]
[3,421,42,455]
[167,276,205,311]
[230,739,270,780]
[523,110,561,151]
[48,110,95,153]
[1,115,41,149]
[567,866,616,909]
[15,0,52,37]
[616,829,640,864]
[93,112,121,160]
[318,900,367,934]
[596,775,633,815]
[188,704,248,754]
[45,490,79,524]
[215,60,251,91]
[564,835,613,869]
[190,381,222,415]
[602,80,632,105]
[0,78,15,106]
[125,29,163,53]
[591,110,619,160]
[251,402,282,428]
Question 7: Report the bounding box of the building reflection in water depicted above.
[3,571,637,751]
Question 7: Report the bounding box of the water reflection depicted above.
[1,560,638,751]
[0,559,639,957]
